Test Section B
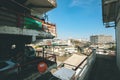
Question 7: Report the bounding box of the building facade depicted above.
[102,0,120,70]
[90,35,113,44]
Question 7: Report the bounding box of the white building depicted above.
[90,35,113,44]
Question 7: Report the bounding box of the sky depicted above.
[47,0,115,40]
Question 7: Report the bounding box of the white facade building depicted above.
[90,35,113,44]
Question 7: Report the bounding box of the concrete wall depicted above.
[116,4,120,70]
[116,23,120,70]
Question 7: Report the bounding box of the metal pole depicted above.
[43,47,45,58]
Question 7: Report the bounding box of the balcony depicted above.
[0,0,57,15]
[23,0,57,14]
[42,22,57,37]
[102,0,118,27]
[89,54,120,80]
[0,46,57,80]
[0,7,56,40]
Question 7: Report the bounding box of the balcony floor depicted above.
[89,54,120,80]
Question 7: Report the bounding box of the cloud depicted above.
[70,0,95,7]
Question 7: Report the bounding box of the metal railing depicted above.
[36,50,57,62]
[77,49,96,80]
[57,49,96,80]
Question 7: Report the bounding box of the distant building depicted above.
[90,35,113,44]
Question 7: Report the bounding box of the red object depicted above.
[37,62,48,73]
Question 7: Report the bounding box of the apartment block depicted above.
[90,35,113,44]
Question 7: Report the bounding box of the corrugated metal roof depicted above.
[53,67,75,80]
[64,54,87,69]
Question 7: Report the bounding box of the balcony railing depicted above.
[42,22,57,37]
[36,49,57,63]
[0,7,57,38]
[56,49,96,80]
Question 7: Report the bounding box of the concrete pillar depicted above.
[116,6,120,70]
[116,24,120,69]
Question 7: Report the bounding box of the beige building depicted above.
[90,35,113,44]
